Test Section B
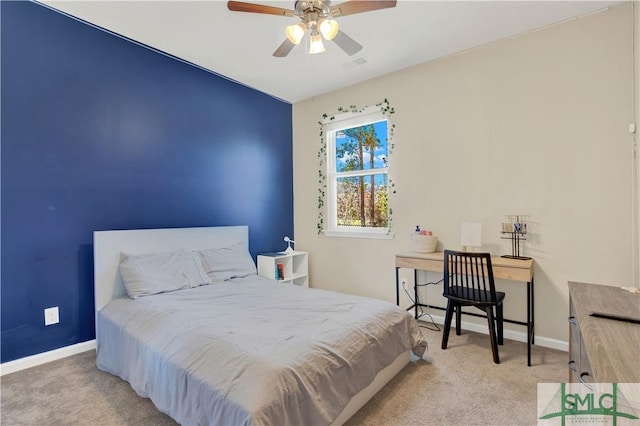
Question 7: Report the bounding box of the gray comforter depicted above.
[97,275,427,426]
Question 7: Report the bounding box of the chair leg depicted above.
[455,305,462,336]
[441,301,455,350]
[486,306,500,364]
[497,304,504,345]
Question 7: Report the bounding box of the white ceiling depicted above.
[40,0,623,103]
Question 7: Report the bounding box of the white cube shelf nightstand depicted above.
[257,251,308,287]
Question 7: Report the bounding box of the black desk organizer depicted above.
[501,215,531,260]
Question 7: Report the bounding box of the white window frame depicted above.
[322,105,393,239]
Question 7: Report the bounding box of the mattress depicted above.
[96,275,427,425]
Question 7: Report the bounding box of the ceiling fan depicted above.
[227,0,397,57]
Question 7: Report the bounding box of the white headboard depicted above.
[93,226,249,313]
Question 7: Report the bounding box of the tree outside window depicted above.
[334,121,388,228]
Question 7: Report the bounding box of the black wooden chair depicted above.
[441,250,505,364]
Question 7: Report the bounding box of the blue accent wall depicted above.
[1,1,293,363]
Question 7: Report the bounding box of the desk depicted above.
[395,251,535,366]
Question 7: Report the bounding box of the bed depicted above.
[94,226,427,425]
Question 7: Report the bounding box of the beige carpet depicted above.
[1,326,567,425]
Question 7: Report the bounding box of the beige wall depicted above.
[292,3,636,344]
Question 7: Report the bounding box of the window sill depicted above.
[322,229,395,240]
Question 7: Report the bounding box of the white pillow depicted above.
[119,249,213,298]
[196,243,257,282]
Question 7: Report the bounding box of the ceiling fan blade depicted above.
[273,39,296,57]
[227,1,295,17]
[331,0,397,17]
[332,30,362,56]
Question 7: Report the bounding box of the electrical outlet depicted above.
[44,306,59,326]
[401,279,408,290]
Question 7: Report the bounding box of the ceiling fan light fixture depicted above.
[286,22,307,45]
[308,32,326,54]
[319,18,338,40]
[228,0,398,58]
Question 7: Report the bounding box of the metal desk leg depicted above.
[395,267,400,306]
[527,279,532,367]
[531,276,535,345]
[414,269,419,319]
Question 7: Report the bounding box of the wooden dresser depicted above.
[568,281,640,383]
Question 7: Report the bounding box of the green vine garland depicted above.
[317,99,396,234]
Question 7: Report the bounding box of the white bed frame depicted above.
[93,226,408,426]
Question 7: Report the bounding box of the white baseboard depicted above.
[419,314,569,352]
[1,340,96,376]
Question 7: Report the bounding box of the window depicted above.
[321,105,393,238]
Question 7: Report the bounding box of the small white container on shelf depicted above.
[411,234,438,253]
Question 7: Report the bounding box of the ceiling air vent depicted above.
[341,56,368,70]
